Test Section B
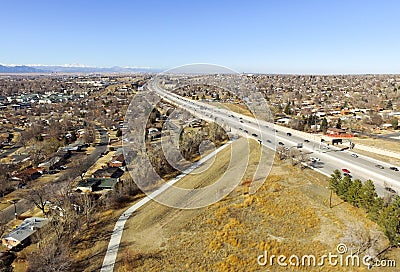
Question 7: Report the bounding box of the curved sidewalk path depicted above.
[100,140,233,272]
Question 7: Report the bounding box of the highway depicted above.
[149,80,400,196]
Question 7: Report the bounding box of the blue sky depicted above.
[1,0,399,74]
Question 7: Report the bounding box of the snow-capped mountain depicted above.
[0,64,159,73]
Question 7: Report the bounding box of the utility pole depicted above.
[9,199,18,219]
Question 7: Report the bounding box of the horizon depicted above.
[1,0,400,74]
[2,62,400,76]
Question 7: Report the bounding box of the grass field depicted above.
[352,137,400,154]
[111,138,398,272]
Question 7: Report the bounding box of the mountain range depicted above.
[0,64,159,74]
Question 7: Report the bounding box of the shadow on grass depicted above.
[330,200,346,208]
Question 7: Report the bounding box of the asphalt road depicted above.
[0,126,109,223]
[150,80,400,196]
[0,146,20,159]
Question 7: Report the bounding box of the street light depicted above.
[9,199,18,219]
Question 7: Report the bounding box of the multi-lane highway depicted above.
[149,80,400,196]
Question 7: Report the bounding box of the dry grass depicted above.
[114,139,398,271]
[210,102,253,117]
[351,147,400,166]
[0,201,11,211]
[352,137,400,154]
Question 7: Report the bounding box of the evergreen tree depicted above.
[321,117,328,134]
[116,128,122,138]
[378,196,400,246]
[360,180,383,220]
[338,174,352,198]
[391,118,398,130]
[70,132,77,142]
[37,134,44,141]
[336,118,342,129]
[329,169,342,194]
[346,179,362,206]
[284,103,291,115]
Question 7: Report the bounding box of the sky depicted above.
[1,0,399,74]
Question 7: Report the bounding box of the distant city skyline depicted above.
[1,0,400,74]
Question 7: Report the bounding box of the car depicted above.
[286,132,292,136]
[389,166,399,171]
[310,157,320,162]
[244,130,248,133]
[58,165,68,170]
[385,187,397,194]
[238,127,243,131]
[341,168,350,174]
[343,172,352,177]
[278,142,284,146]
[48,170,60,175]
[375,164,384,169]
[304,139,310,143]
[252,133,258,137]
[266,139,271,143]
[351,153,358,158]
[240,120,244,123]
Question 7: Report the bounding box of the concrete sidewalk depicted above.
[100,140,234,272]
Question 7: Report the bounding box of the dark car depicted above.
[278,142,284,146]
[244,130,248,133]
[286,132,292,136]
[251,133,258,137]
[385,187,397,194]
[389,166,399,171]
[304,139,310,143]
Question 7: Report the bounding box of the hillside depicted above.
[110,139,399,272]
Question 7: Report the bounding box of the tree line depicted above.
[329,170,400,247]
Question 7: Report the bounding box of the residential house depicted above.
[14,168,44,182]
[1,217,49,249]
[92,167,124,179]
[326,127,353,137]
[76,178,119,193]
[38,150,71,171]
[108,152,125,168]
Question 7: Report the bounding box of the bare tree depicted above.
[276,146,288,160]
[75,193,97,227]
[342,223,384,258]
[27,237,72,272]
[25,187,51,216]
